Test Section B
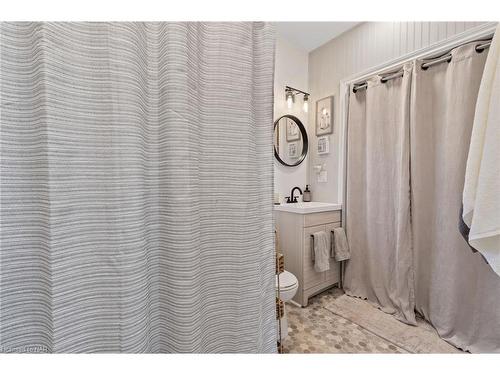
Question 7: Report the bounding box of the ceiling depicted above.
[275,22,361,52]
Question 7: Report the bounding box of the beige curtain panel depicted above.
[344,63,415,325]
[411,42,500,353]
[346,43,500,353]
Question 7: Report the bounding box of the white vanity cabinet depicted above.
[275,206,342,307]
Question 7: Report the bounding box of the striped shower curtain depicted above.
[0,22,276,353]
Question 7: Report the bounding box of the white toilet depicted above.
[276,270,298,341]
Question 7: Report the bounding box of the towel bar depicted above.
[311,232,336,263]
[310,235,315,261]
[311,232,344,288]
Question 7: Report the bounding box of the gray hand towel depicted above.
[313,231,330,272]
[332,227,350,261]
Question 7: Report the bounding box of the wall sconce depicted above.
[285,86,310,113]
[286,88,294,109]
[303,94,309,113]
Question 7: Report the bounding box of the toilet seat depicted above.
[276,270,298,291]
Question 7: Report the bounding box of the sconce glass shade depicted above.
[303,94,309,113]
[286,90,294,109]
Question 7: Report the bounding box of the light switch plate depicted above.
[318,170,327,183]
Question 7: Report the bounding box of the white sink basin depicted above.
[274,201,342,214]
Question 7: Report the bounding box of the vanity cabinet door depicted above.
[325,222,341,284]
[303,224,327,290]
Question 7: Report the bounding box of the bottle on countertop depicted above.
[274,192,281,205]
[303,185,311,202]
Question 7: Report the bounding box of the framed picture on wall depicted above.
[317,136,330,155]
[286,118,301,142]
[288,142,298,158]
[316,95,334,136]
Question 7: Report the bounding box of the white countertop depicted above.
[274,201,342,214]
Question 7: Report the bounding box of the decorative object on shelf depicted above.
[276,253,285,274]
[285,85,310,112]
[276,298,284,320]
[316,95,334,136]
[317,136,330,155]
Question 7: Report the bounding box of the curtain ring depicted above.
[475,44,486,53]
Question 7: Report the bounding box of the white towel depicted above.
[332,227,350,262]
[313,231,330,272]
[462,24,500,276]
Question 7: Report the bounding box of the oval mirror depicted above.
[273,115,308,167]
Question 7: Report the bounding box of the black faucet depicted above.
[286,186,303,203]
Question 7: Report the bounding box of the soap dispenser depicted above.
[303,185,311,202]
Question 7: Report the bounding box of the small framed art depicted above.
[316,95,334,136]
[288,142,298,158]
[317,136,330,155]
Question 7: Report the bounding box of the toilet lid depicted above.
[276,270,298,290]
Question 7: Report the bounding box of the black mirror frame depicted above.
[273,115,308,167]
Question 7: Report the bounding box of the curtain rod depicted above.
[352,70,405,92]
[421,40,491,70]
[352,39,492,94]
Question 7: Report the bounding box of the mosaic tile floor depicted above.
[282,288,457,354]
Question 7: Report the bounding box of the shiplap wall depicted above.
[307,22,487,203]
